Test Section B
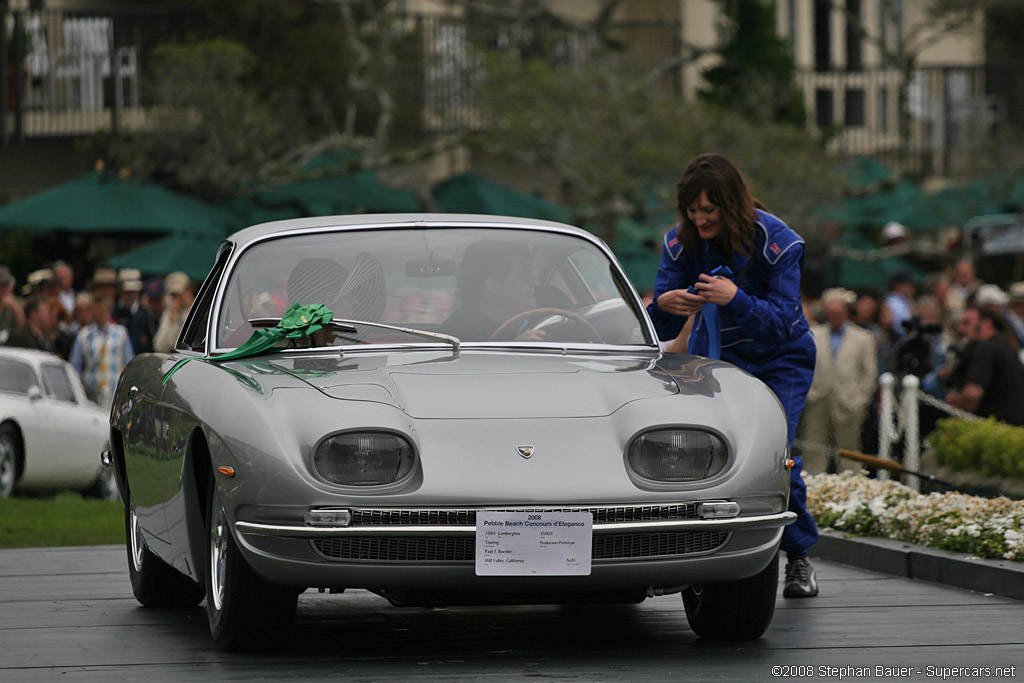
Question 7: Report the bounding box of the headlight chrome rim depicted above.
[626,427,729,483]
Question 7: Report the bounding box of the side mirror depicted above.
[27,385,43,402]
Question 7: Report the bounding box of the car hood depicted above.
[235,351,680,418]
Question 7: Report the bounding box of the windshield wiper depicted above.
[248,317,460,354]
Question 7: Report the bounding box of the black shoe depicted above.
[783,557,819,598]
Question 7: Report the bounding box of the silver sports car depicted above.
[110,214,795,650]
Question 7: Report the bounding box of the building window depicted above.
[845,87,865,126]
[845,0,862,71]
[816,88,834,127]
[878,0,905,66]
[814,0,831,72]
[879,86,890,133]
[788,0,798,60]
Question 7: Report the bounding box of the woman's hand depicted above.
[657,288,706,317]
[693,273,738,306]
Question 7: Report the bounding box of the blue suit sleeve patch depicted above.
[664,227,683,261]
[755,212,803,265]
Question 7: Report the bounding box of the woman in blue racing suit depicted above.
[647,153,820,598]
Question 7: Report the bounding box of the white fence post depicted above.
[901,374,921,492]
[878,372,896,481]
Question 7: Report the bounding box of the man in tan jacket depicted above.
[153,272,194,353]
[799,288,878,473]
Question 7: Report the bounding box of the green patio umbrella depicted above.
[107,232,225,283]
[821,175,1017,233]
[835,156,895,191]
[0,172,241,237]
[609,217,669,293]
[828,231,925,290]
[834,254,926,291]
[432,172,571,223]
[818,180,928,228]
[220,196,304,228]
[254,169,422,216]
[916,179,1012,229]
[614,246,662,292]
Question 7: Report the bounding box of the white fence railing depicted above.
[876,371,982,491]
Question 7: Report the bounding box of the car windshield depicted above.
[216,226,652,349]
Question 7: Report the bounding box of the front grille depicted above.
[312,531,728,562]
[315,537,475,562]
[594,531,728,559]
[348,504,701,527]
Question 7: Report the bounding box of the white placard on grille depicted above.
[475,511,592,576]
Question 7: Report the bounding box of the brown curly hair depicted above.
[675,153,758,260]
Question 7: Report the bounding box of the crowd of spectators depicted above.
[0,262,194,407]
[798,259,1024,473]
[6,253,1024,434]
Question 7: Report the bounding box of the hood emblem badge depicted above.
[516,445,535,459]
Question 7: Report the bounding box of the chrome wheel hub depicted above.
[129,505,144,572]
[210,503,227,611]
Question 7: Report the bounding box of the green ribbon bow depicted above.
[161,303,334,385]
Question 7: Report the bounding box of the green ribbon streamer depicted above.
[161,303,334,385]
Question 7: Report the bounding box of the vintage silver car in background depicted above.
[109,214,795,650]
[0,347,114,499]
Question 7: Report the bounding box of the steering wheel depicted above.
[489,307,603,343]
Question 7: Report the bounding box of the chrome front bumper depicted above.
[233,505,793,588]
[236,511,796,538]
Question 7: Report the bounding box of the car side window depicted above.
[181,246,232,352]
[567,250,615,302]
[40,363,77,403]
[0,359,40,396]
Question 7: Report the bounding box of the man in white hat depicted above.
[972,284,1013,355]
[946,260,979,315]
[882,221,907,246]
[154,272,194,353]
[115,270,146,354]
[53,261,76,319]
[798,288,878,473]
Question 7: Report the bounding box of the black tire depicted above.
[682,551,779,640]
[84,465,118,500]
[126,500,205,607]
[0,423,20,498]
[205,480,297,651]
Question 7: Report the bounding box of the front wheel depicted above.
[85,465,118,500]
[0,423,22,498]
[682,551,779,640]
[126,500,205,607]
[206,480,297,651]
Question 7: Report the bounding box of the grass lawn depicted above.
[0,493,125,549]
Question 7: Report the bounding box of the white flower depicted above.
[806,473,1024,563]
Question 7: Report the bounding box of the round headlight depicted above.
[627,429,727,482]
[313,432,414,486]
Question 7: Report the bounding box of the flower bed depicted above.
[805,471,1024,562]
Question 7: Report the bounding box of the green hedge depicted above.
[928,417,1024,479]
